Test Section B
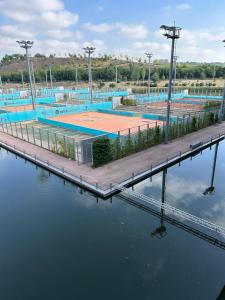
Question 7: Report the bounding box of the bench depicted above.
[190,141,203,150]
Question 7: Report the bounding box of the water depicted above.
[0,143,225,300]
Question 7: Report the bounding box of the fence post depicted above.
[26,124,29,142]
[15,123,18,137]
[47,130,50,150]
[55,133,57,153]
[10,122,13,135]
[39,128,42,147]
[20,122,24,140]
[32,126,35,144]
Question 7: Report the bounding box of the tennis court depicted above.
[0,120,93,162]
[1,104,48,112]
[51,111,163,135]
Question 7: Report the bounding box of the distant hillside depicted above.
[0,53,224,85]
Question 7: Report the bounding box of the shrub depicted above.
[92,137,112,167]
[121,98,137,106]
[109,83,116,88]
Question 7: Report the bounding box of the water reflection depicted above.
[216,285,225,300]
[203,142,219,195]
[151,169,167,239]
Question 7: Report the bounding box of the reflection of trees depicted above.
[203,143,219,196]
[151,169,167,239]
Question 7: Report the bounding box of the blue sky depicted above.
[0,0,224,62]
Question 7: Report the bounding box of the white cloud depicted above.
[133,41,170,52]
[0,0,79,30]
[45,29,83,40]
[96,5,104,12]
[119,24,149,39]
[40,11,79,28]
[0,25,35,39]
[161,5,172,11]
[83,39,106,52]
[161,3,191,12]
[83,22,149,39]
[83,22,115,33]
[175,3,191,10]
[0,0,64,22]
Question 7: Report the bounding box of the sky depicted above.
[0,0,225,62]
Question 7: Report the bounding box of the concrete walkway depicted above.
[1,122,225,191]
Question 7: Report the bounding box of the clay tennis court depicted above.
[51,111,163,134]
[147,101,203,110]
[2,104,47,112]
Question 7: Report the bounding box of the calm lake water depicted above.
[0,142,225,300]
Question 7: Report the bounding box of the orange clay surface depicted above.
[51,111,163,133]
[147,101,203,110]
[1,105,47,112]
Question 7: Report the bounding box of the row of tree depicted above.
[1,55,225,83]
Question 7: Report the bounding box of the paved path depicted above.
[1,122,225,190]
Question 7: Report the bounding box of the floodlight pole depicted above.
[160,25,181,144]
[31,59,37,97]
[49,64,53,89]
[0,75,2,88]
[21,71,24,88]
[173,55,178,89]
[45,70,48,87]
[83,46,95,103]
[145,52,153,97]
[17,40,35,110]
[115,65,118,83]
[75,65,78,85]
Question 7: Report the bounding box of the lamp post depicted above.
[145,52,153,97]
[173,55,178,89]
[115,64,118,83]
[83,46,96,103]
[21,71,24,88]
[16,40,35,110]
[31,59,37,97]
[49,64,53,89]
[160,25,181,144]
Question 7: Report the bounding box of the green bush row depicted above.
[92,111,221,167]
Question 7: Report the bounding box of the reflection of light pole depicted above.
[151,169,167,238]
[145,52,153,97]
[17,40,35,110]
[161,25,181,144]
[83,46,96,103]
[203,143,219,195]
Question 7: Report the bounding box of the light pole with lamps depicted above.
[83,46,96,103]
[145,52,153,97]
[16,40,35,110]
[160,25,181,144]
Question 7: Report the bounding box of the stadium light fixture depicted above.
[160,25,181,144]
[145,52,153,97]
[16,40,35,110]
[83,46,96,103]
